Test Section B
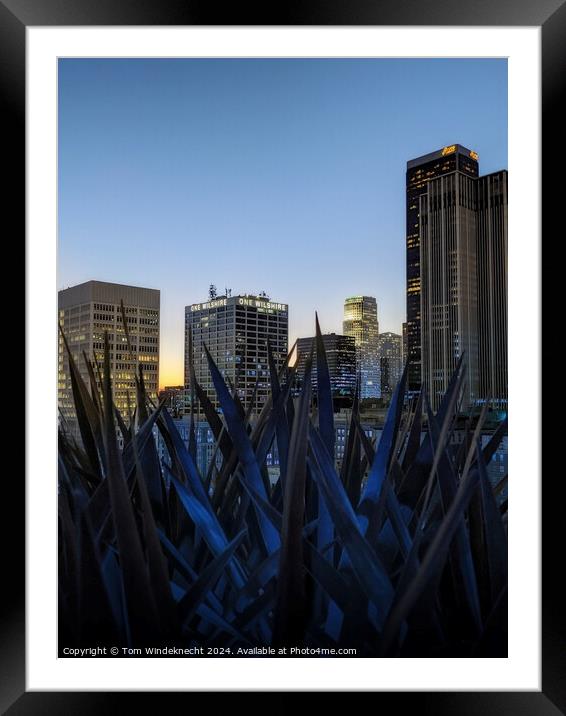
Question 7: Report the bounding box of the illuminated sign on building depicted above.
[441,145,457,156]
[470,150,479,161]
[190,297,287,312]
[238,298,287,311]
[190,298,227,312]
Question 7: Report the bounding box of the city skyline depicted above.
[58,57,508,387]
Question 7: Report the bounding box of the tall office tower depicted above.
[295,333,356,408]
[58,281,160,427]
[377,332,402,399]
[477,170,508,410]
[343,296,380,399]
[406,144,479,393]
[185,293,288,415]
[402,322,408,366]
[419,150,480,411]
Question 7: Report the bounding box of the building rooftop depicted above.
[58,280,160,309]
[407,143,478,169]
[186,294,287,312]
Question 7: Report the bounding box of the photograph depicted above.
[56,56,509,659]
[0,0,555,699]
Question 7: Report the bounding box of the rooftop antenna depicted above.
[209,284,217,300]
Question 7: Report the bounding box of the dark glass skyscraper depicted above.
[406,144,479,392]
[407,145,507,412]
[477,170,508,410]
[295,333,356,408]
[377,332,402,399]
[419,166,480,410]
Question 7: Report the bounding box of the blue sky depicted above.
[58,58,507,386]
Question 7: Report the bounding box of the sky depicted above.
[58,58,508,388]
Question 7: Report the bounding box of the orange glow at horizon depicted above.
[159,338,299,391]
[159,362,184,391]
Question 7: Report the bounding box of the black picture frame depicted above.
[6,0,559,710]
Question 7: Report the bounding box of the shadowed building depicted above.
[58,280,160,428]
[406,144,479,394]
[377,332,402,399]
[343,295,380,399]
[477,170,508,410]
[408,145,507,412]
[295,333,356,408]
[185,293,288,415]
[419,159,480,410]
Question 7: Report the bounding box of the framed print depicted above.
[5,0,560,709]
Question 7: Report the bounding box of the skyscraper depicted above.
[377,332,402,399]
[58,280,160,426]
[402,322,408,366]
[477,170,508,410]
[185,293,288,415]
[343,296,380,400]
[295,333,356,408]
[406,144,479,393]
[419,155,480,410]
[411,145,508,412]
